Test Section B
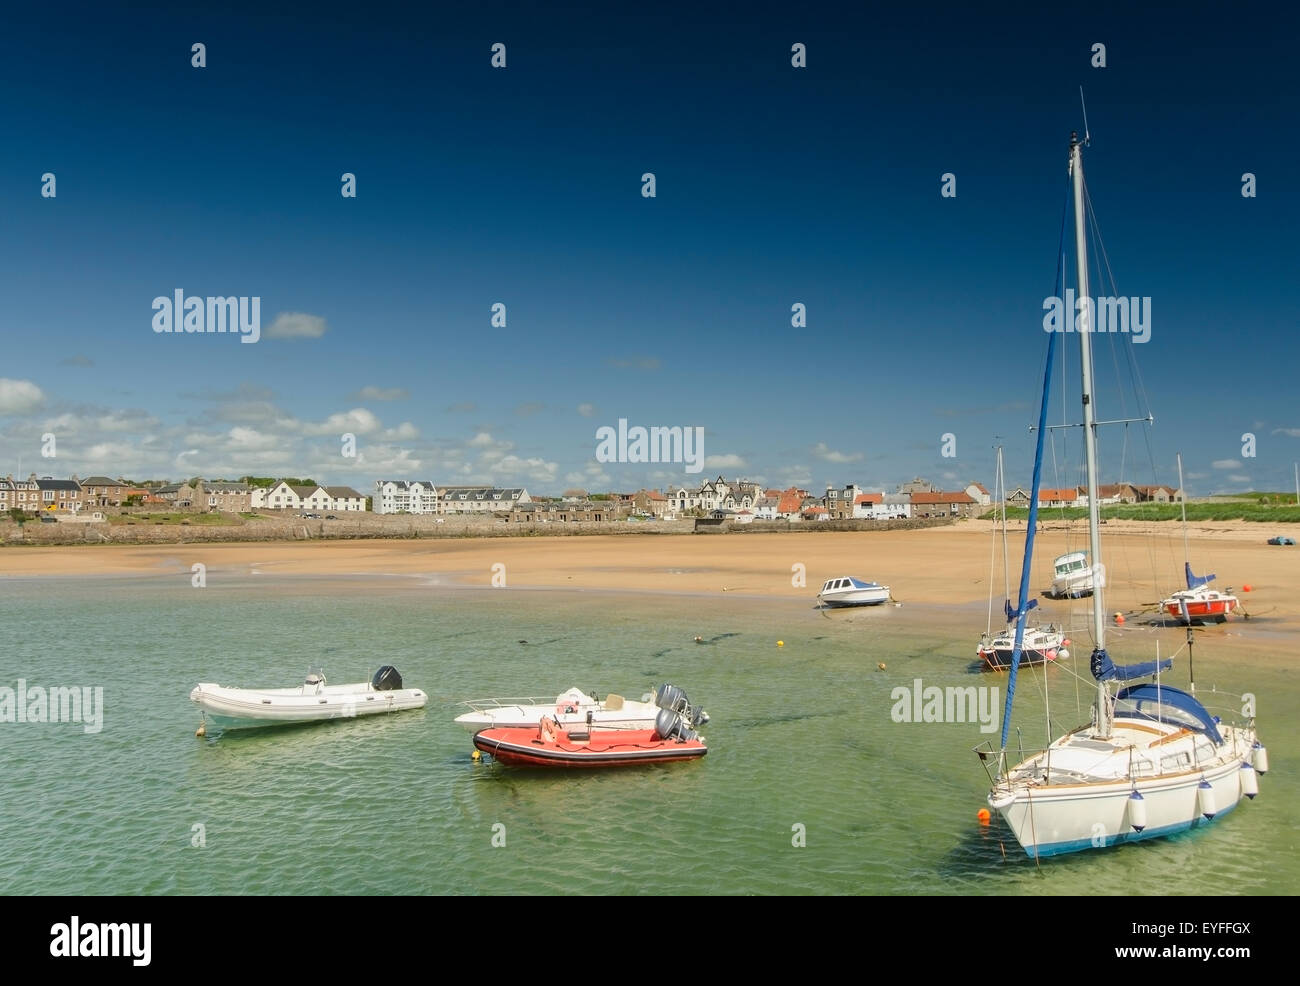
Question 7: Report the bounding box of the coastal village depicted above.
[2,472,1185,526]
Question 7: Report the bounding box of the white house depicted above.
[854,492,911,520]
[965,482,992,507]
[324,486,366,511]
[260,481,366,512]
[375,480,440,515]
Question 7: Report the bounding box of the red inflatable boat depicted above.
[473,714,707,768]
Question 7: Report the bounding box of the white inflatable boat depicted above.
[190,666,426,731]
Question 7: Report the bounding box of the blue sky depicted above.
[1,2,1296,496]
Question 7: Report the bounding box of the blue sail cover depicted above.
[1091,647,1172,682]
[999,290,1060,749]
[1185,562,1215,589]
[1115,683,1223,744]
[1004,598,1038,623]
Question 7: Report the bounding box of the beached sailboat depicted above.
[978,445,1068,670]
[975,130,1265,857]
[190,666,426,731]
[1159,454,1239,623]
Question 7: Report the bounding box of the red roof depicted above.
[854,493,883,504]
[642,489,667,501]
[910,491,975,504]
[777,490,804,514]
[1037,488,1078,502]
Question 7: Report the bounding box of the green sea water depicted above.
[2,574,1295,895]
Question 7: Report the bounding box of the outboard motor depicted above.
[371,666,403,691]
[653,707,699,742]
[655,683,689,713]
[655,683,709,726]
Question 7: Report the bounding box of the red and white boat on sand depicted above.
[474,709,706,768]
[1161,563,1239,623]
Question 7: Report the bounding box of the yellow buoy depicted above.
[877,662,886,671]
[777,640,784,647]
[471,750,481,761]
[195,723,206,737]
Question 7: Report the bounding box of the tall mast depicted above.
[999,447,1010,601]
[1294,462,1298,506]
[1178,452,1196,693]
[1070,132,1110,736]
[1177,453,1189,564]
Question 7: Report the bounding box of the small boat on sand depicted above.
[454,683,707,732]
[818,576,891,607]
[1048,550,1105,598]
[473,708,706,768]
[1161,565,1239,623]
[190,666,426,731]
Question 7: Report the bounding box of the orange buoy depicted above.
[1114,613,1125,624]
[977,808,991,825]
[1242,584,1253,593]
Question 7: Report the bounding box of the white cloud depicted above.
[304,408,382,437]
[381,422,419,441]
[1185,472,1208,480]
[0,378,45,414]
[1212,459,1241,470]
[1272,428,1300,438]
[1227,474,1252,484]
[811,442,862,463]
[225,426,281,451]
[353,386,408,401]
[704,453,747,469]
[467,431,496,448]
[577,403,595,418]
[82,441,140,463]
[264,311,328,340]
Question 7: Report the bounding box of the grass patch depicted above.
[984,503,1300,523]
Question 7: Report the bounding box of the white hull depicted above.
[818,582,891,607]
[454,689,659,732]
[989,719,1260,857]
[978,624,1066,669]
[190,680,427,730]
[1050,563,1105,598]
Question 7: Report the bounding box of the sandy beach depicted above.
[2,520,1292,618]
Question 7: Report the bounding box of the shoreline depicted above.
[1,524,1291,610]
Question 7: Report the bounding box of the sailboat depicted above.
[1159,453,1239,623]
[975,130,1266,857]
[978,445,1068,670]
